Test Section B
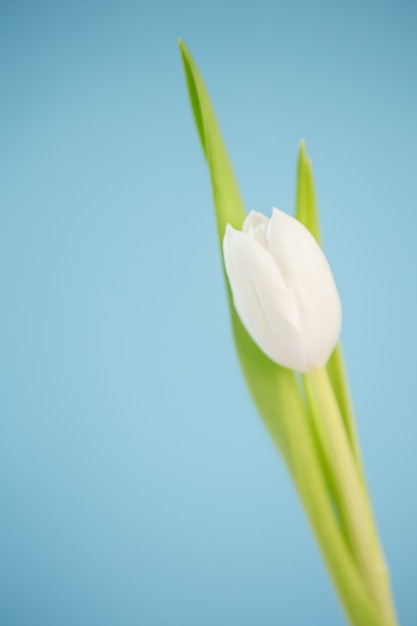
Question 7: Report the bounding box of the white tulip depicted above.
[223,208,342,372]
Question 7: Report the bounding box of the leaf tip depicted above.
[178,38,190,61]
[299,139,310,163]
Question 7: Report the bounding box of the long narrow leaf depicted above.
[295,142,362,467]
[180,38,295,465]
[179,40,245,239]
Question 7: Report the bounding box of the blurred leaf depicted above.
[295,140,321,242]
[295,142,361,467]
[179,40,245,240]
[179,38,295,465]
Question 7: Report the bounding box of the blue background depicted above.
[1,1,416,624]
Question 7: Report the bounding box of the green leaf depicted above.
[179,38,301,466]
[179,39,245,240]
[295,144,397,624]
[295,142,362,468]
[295,140,321,243]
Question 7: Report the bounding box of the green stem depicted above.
[279,375,381,626]
[305,367,398,626]
[327,345,364,476]
[239,358,381,626]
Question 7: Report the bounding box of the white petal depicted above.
[242,210,269,232]
[242,211,269,248]
[223,224,308,371]
[267,208,342,368]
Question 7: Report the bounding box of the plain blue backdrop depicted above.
[1,1,416,624]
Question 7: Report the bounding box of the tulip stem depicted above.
[327,345,364,476]
[305,367,398,626]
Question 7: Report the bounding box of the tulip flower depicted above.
[223,208,342,372]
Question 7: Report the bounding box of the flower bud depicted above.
[223,208,342,372]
